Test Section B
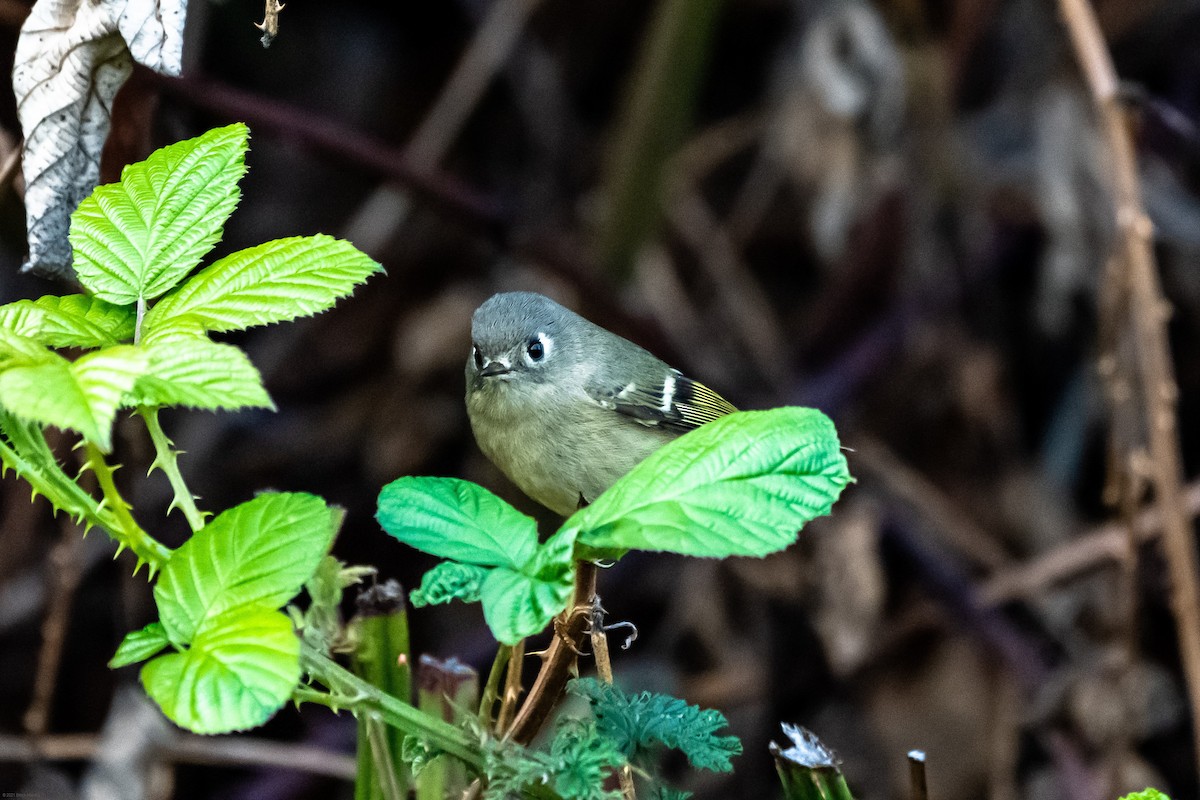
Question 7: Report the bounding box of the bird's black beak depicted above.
[479,361,511,378]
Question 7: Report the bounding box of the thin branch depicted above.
[22,514,84,738]
[148,72,506,230]
[405,0,546,169]
[1057,0,1200,774]
[0,732,356,780]
[507,560,597,744]
[979,480,1200,605]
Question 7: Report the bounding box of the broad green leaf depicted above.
[377,477,538,570]
[0,345,149,451]
[410,562,490,607]
[0,295,135,347]
[70,124,248,304]
[142,234,383,338]
[110,621,170,668]
[479,528,578,645]
[125,336,274,411]
[154,492,340,645]
[568,408,851,558]
[480,566,574,646]
[140,607,300,734]
[0,328,59,366]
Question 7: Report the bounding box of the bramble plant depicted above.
[2,124,857,798]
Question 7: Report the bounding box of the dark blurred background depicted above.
[2,0,1200,798]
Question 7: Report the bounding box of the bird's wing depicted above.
[585,369,738,433]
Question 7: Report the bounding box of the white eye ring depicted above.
[523,332,553,366]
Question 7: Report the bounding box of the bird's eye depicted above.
[527,339,545,361]
[472,345,484,369]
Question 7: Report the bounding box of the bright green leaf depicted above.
[0,295,135,348]
[70,124,248,304]
[480,531,576,646]
[0,345,149,451]
[410,562,490,607]
[109,621,170,668]
[377,477,538,570]
[125,336,274,411]
[142,234,382,339]
[1119,791,1171,800]
[154,492,340,645]
[140,607,300,734]
[568,408,851,558]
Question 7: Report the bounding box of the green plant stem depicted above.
[478,644,513,730]
[299,644,482,769]
[138,406,207,532]
[365,715,406,800]
[83,441,172,574]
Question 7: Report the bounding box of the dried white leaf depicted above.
[13,0,186,282]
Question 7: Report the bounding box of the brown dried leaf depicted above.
[13,0,186,282]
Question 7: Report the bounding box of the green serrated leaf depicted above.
[70,124,249,304]
[0,328,60,366]
[548,717,626,800]
[110,621,170,668]
[154,492,340,645]
[377,477,538,570]
[125,336,274,411]
[568,408,851,558]
[0,295,136,348]
[142,234,382,339]
[410,562,490,607]
[140,607,300,734]
[480,530,576,645]
[1119,791,1171,800]
[0,345,149,451]
[569,678,742,773]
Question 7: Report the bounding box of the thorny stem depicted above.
[139,406,207,532]
[507,560,598,744]
[478,643,512,730]
[299,644,482,769]
[496,639,526,736]
[1058,0,1200,775]
[83,441,171,574]
[590,604,635,800]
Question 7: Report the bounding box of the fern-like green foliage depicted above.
[481,716,625,800]
[1119,791,1171,800]
[569,678,742,773]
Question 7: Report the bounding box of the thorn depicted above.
[113,542,128,559]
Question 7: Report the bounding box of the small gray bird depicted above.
[466,291,737,517]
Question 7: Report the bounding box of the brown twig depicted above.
[851,435,1013,572]
[590,600,636,800]
[907,750,928,800]
[255,0,284,48]
[1057,0,1200,774]
[507,560,598,744]
[405,0,545,170]
[978,480,1200,605]
[0,732,356,779]
[147,71,506,230]
[22,514,84,738]
[495,638,526,736]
